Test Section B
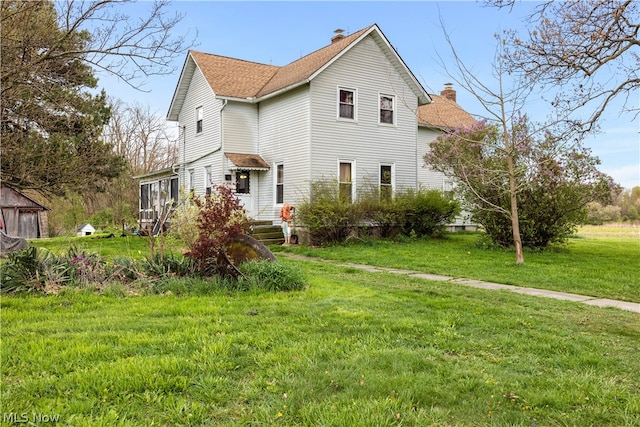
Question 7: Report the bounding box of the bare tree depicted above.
[426,20,616,263]
[490,0,639,132]
[431,32,530,263]
[55,0,195,89]
[107,100,178,175]
[89,100,178,226]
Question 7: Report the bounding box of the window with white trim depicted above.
[380,164,394,201]
[444,179,456,197]
[196,106,203,133]
[188,169,195,192]
[205,166,212,195]
[379,94,395,125]
[339,161,355,203]
[338,88,356,120]
[275,163,284,204]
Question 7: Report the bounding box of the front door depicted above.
[235,170,254,216]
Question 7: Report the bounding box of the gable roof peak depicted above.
[168,23,429,118]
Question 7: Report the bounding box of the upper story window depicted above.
[196,106,203,133]
[338,88,356,120]
[379,94,395,125]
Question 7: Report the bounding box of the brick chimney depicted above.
[331,28,345,44]
[440,83,456,102]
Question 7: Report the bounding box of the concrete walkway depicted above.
[281,253,640,314]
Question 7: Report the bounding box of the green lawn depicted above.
[31,234,167,260]
[2,257,640,426]
[2,230,638,425]
[276,232,640,303]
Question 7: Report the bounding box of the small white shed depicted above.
[77,223,96,236]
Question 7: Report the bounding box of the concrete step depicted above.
[250,222,284,246]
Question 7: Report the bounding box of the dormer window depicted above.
[379,94,395,125]
[196,106,203,133]
[338,88,356,120]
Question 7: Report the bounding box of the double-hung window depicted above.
[380,164,394,201]
[275,164,284,204]
[339,161,355,203]
[205,167,212,195]
[444,179,456,197]
[196,106,203,133]
[379,94,395,125]
[188,170,195,192]
[338,88,356,120]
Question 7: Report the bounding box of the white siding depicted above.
[177,66,224,195]
[223,103,259,153]
[419,127,474,227]
[257,85,311,221]
[309,35,420,196]
[418,127,449,189]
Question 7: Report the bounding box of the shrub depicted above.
[396,188,461,238]
[0,246,72,293]
[297,181,460,244]
[238,260,307,292]
[168,195,201,249]
[185,185,251,275]
[296,180,363,245]
[139,252,194,278]
[66,246,109,287]
[586,201,622,225]
[358,185,404,238]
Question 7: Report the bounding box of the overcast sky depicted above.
[96,1,639,189]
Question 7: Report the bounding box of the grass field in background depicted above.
[276,231,639,303]
[2,259,639,426]
[30,226,640,303]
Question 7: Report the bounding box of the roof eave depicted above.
[167,52,197,121]
[132,167,177,181]
[254,80,311,103]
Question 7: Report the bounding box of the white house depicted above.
[137,24,475,231]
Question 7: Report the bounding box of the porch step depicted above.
[249,221,284,246]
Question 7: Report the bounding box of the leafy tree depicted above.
[1,1,121,196]
[615,186,640,221]
[1,0,190,197]
[492,0,639,132]
[586,202,622,225]
[427,115,618,248]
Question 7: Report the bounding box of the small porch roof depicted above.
[225,153,270,171]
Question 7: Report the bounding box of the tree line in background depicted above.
[588,187,640,224]
[46,102,179,234]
